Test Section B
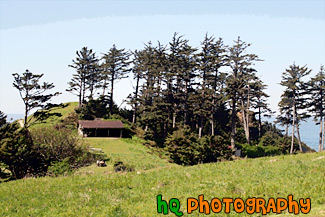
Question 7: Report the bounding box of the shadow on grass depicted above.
[0,169,11,183]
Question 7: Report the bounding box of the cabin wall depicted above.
[80,128,123,137]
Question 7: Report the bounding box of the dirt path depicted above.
[18,119,24,127]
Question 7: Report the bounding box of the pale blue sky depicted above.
[0,0,324,114]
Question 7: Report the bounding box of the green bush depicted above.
[199,135,233,163]
[164,126,202,166]
[263,145,282,156]
[0,123,41,179]
[258,131,281,146]
[31,127,88,163]
[47,159,72,176]
[113,161,134,172]
[239,143,282,158]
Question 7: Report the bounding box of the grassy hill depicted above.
[28,102,79,128]
[1,103,324,216]
[0,146,324,216]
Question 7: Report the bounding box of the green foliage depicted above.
[75,96,111,120]
[0,111,6,127]
[12,69,60,128]
[164,126,202,165]
[47,159,72,177]
[239,143,282,158]
[67,47,99,105]
[31,127,99,169]
[0,123,39,179]
[0,124,101,180]
[199,135,233,163]
[57,111,78,130]
[258,131,281,146]
[102,44,130,115]
[113,161,135,172]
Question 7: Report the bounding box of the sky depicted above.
[0,0,324,115]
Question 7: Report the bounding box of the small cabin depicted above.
[78,120,124,137]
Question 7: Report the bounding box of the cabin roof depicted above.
[78,120,124,129]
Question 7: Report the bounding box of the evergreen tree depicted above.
[102,44,130,115]
[130,49,145,123]
[279,63,311,154]
[67,47,98,106]
[226,37,260,148]
[197,34,226,137]
[12,70,60,128]
[250,76,272,139]
[276,94,293,137]
[168,33,189,129]
[0,111,7,127]
[86,61,102,99]
[307,65,325,151]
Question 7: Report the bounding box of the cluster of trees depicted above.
[67,33,273,151]
[277,64,325,153]
[0,70,101,180]
[1,32,323,175]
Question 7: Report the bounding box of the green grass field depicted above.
[1,103,324,216]
[0,137,324,216]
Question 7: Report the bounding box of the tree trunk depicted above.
[258,106,261,138]
[285,124,288,137]
[102,78,107,96]
[246,86,250,144]
[322,119,325,151]
[79,82,82,106]
[110,73,114,115]
[231,96,236,150]
[319,116,323,152]
[172,112,176,128]
[210,113,214,136]
[24,104,28,127]
[290,105,296,154]
[82,78,86,104]
[199,118,203,138]
[211,96,215,136]
[240,96,250,144]
[296,122,303,152]
[132,75,140,124]
[184,80,188,126]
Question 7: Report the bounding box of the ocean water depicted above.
[6,114,321,151]
[269,117,321,152]
[6,114,24,123]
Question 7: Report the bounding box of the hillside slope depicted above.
[0,146,324,216]
[2,102,324,216]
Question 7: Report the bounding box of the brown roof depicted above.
[78,120,124,129]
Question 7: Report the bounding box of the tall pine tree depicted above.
[67,47,98,106]
[307,65,325,151]
[102,44,130,115]
[279,63,311,154]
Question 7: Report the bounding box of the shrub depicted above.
[47,159,72,176]
[0,123,41,179]
[199,135,233,163]
[239,143,282,158]
[164,126,202,166]
[30,126,101,175]
[58,111,78,130]
[113,161,134,172]
[31,127,88,163]
[258,131,281,146]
